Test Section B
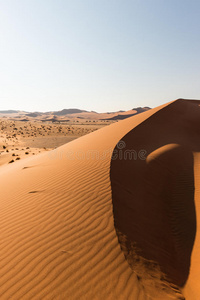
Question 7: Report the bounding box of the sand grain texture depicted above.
[0,100,191,299]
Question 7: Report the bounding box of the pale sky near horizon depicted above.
[0,0,200,112]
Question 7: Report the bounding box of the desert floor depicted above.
[0,119,112,166]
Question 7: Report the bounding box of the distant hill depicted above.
[0,107,151,121]
[52,109,87,116]
[0,110,19,114]
[102,107,151,120]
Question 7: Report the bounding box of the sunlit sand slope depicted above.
[0,100,186,299]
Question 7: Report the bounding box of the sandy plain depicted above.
[0,118,110,166]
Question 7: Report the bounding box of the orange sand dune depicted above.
[0,99,198,299]
[111,99,200,295]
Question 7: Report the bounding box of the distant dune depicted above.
[0,107,150,121]
[0,99,199,299]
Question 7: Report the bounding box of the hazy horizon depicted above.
[0,105,152,113]
[1,0,200,112]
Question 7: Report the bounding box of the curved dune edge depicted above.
[110,99,200,300]
[0,100,184,300]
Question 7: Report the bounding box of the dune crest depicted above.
[0,99,193,299]
[111,99,200,299]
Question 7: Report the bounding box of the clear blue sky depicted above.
[0,0,200,112]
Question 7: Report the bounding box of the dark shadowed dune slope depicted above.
[110,99,200,287]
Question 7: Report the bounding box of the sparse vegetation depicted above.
[0,117,108,166]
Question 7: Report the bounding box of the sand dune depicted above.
[111,99,200,294]
[0,99,197,299]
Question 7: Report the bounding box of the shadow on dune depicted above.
[110,99,200,287]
